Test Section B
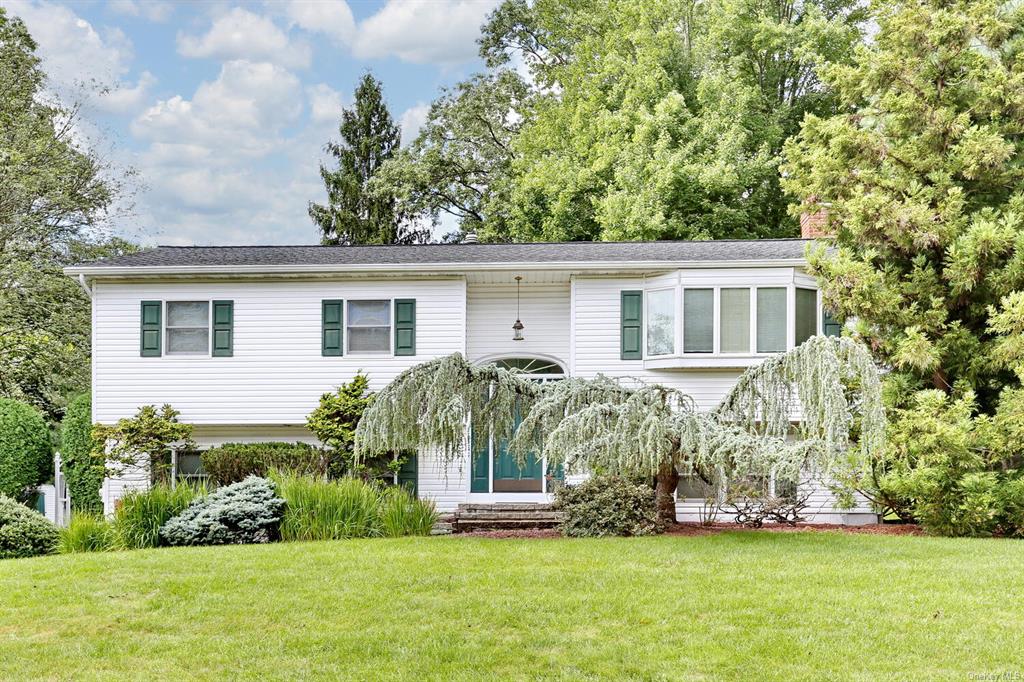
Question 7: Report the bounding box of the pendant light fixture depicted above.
[512,275,525,341]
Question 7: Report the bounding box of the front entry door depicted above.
[492,432,543,492]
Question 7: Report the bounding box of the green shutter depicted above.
[470,428,490,493]
[621,290,643,360]
[212,300,233,357]
[394,299,416,356]
[322,299,343,356]
[140,300,161,357]
[397,452,418,497]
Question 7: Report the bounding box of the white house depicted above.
[65,238,875,524]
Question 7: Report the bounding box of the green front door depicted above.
[492,412,543,492]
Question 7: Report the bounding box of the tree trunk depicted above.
[654,463,680,525]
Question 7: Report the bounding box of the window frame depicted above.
[641,280,825,362]
[643,287,678,358]
[163,300,212,357]
[345,299,394,356]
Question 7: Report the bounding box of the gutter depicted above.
[64,258,808,280]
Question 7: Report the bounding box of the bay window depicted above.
[795,288,818,346]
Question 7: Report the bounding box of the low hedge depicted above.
[200,442,340,485]
[0,494,58,559]
[555,475,663,537]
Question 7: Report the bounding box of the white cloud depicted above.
[5,0,135,90]
[306,83,345,125]
[352,0,498,65]
[399,102,430,144]
[177,7,311,69]
[107,0,174,22]
[284,0,354,45]
[97,70,157,114]
[132,60,303,158]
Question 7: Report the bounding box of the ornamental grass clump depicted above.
[273,472,437,540]
[58,514,117,553]
[0,494,58,559]
[160,476,285,546]
[113,482,207,550]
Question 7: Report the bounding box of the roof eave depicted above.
[64,258,809,279]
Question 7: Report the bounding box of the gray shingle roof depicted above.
[75,239,813,269]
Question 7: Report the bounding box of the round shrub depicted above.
[160,476,285,546]
[201,442,338,485]
[0,398,52,500]
[60,393,104,514]
[0,494,58,559]
[554,475,663,537]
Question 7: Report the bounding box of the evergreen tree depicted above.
[310,74,423,245]
[783,0,1024,411]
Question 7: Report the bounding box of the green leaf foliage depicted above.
[379,0,865,241]
[0,398,52,501]
[0,494,58,559]
[59,393,103,514]
[200,442,339,485]
[783,0,1024,411]
[160,476,285,547]
[92,404,194,484]
[555,475,662,537]
[0,10,137,421]
[112,482,207,550]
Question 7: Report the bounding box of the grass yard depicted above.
[2,532,1023,681]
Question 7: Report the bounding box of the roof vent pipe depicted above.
[462,231,479,244]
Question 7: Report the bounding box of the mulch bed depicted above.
[451,522,923,539]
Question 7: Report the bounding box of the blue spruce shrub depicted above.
[0,494,59,558]
[160,476,285,546]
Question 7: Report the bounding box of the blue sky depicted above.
[2,0,500,244]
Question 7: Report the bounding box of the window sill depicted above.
[643,355,774,370]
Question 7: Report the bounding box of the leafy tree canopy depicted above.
[0,8,137,421]
[379,0,865,242]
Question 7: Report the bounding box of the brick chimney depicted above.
[800,199,832,239]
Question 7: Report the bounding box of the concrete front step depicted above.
[456,511,564,521]
[450,502,564,532]
[457,503,557,512]
[456,518,562,529]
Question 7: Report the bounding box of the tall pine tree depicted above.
[310,74,423,245]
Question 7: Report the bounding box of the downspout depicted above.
[76,273,92,299]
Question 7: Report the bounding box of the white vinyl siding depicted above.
[92,278,466,425]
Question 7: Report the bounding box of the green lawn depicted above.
[1,532,1022,681]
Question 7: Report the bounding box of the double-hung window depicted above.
[347,300,391,354]
[166,301,210,355]
[719,288,751,353]
[683,289,714,353]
